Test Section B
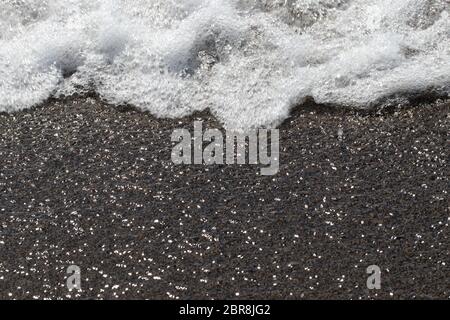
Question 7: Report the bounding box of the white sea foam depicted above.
[0,0,449,128]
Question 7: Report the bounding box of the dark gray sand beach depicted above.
[0,97,448,299]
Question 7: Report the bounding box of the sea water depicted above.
[0,0,448,129]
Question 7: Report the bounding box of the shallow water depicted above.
[0,0,449,128]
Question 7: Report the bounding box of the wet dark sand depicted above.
[0,97,448,299]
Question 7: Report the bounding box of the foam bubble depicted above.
[0,0,449,128]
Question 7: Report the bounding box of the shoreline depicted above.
[0,97,448,299]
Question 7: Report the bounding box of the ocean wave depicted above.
[0,0,449,128]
